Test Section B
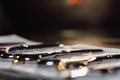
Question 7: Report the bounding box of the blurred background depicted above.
[0,0,120,47]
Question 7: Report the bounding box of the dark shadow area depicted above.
[0,0,120,38]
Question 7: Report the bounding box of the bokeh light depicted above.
[68,0,84,5]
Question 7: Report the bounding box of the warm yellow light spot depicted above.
[57,61,67,71]
[13,59,19,64]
